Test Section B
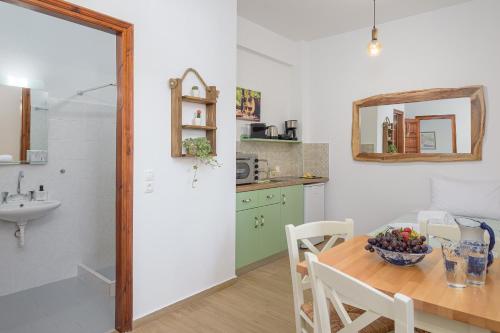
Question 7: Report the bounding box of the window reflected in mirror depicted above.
[0,83,48,164]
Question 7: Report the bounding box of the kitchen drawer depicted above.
[236,191,259,211]
[258,188,281,206]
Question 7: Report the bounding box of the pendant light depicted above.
[367,0,382,56]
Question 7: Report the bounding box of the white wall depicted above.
[67,0,237,319]
[236,17,301,140]
[304,0,500,234]
[420,119,453,153]
[0,2,116,296]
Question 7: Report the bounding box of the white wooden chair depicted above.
[306,252,414,333]
[285,220,354,333]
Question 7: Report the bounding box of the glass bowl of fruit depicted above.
[365,227,433,266]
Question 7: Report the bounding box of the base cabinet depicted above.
[236,185,304,270]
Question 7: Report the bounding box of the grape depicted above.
[368,238,377,245]
[365,244,373,251]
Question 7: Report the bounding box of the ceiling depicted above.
[237,0,471,41]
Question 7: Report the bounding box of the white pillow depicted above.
[430,177,500,220]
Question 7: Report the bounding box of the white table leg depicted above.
[415,310,491,333]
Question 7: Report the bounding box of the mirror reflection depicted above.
[359,98,471,154]
[0,84,48,164]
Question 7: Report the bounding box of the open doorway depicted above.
[0,1,133,332]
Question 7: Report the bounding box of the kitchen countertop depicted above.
[236,177,329,193]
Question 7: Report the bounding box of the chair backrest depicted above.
[306,253,414,333]
[285,220,354,332]
[418,219,461,242]
[286,220,354,271]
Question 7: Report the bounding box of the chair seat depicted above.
[301,302,428,333]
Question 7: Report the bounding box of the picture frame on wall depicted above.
[420,131,437,150]
[236,87,261,121]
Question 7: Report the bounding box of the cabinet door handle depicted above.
[282,194,286,205]
[260,215,265,227]
[254,216,259,229]
[242,198,252,203]
[266,194,274,199]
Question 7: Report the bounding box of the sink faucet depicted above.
[17,171,24,195]
[1,192,8,204]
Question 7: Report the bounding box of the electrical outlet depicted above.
[145,181,154,193]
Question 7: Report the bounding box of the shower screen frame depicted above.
[0,0,135,331]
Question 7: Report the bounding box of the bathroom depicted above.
[0,2,118,332]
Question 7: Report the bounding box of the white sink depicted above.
[0,200,61,223]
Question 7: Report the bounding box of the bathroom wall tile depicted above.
[0,98,116,296]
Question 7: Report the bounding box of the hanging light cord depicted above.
[373,0,376,29]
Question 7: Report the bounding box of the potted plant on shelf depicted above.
[182,137,221,188]
[190,85,200,97]
[193,109,202,126]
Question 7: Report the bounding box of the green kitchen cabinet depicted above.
[236,185,305,270]
[236,208,261,269]
[281,185,304,227]
[258,203,283,257]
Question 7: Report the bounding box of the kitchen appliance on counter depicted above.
[265,125,279,139]
[250,123,267,139]
[236,153,259,185]
[285,120,298,140]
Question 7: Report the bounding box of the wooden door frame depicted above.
[20,88,31,161]
[404,119,421,154]
[393,109,404,153]
[416,114,457,153]
[0,1,134,331]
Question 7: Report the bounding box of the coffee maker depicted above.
[285,120,298,140]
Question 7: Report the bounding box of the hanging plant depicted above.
[388,143,398,153]
[182,137,221,188]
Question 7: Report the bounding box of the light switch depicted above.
[144,169,154,181]
[145,181,154,193]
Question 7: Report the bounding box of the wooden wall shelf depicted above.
[240,138,302,144]
[182,95,216,105]
[182,125,217,130]
[170,68,219,157]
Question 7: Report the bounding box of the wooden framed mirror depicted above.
[352,86,485,162]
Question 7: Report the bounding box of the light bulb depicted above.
[368,39,382,56]
[367,27,382,56]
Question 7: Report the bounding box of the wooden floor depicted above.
[131,255,297,333]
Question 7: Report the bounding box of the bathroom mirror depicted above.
[0,83,49,164]
[352,86,485,162]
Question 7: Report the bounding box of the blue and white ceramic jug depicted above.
[455,216,495,267]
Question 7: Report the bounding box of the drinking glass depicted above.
[441,240,468,288]
[463,241,488,286]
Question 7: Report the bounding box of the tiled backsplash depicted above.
[303,143,329,178]
[237,142,329,178]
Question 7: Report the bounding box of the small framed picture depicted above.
[420,131,437,150]
[236,87,261,121]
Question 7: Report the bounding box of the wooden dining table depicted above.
[297,236,500,333]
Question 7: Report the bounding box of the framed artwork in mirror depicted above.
[352,86,485,162]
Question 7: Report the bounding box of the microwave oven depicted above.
[236,153,258,185]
